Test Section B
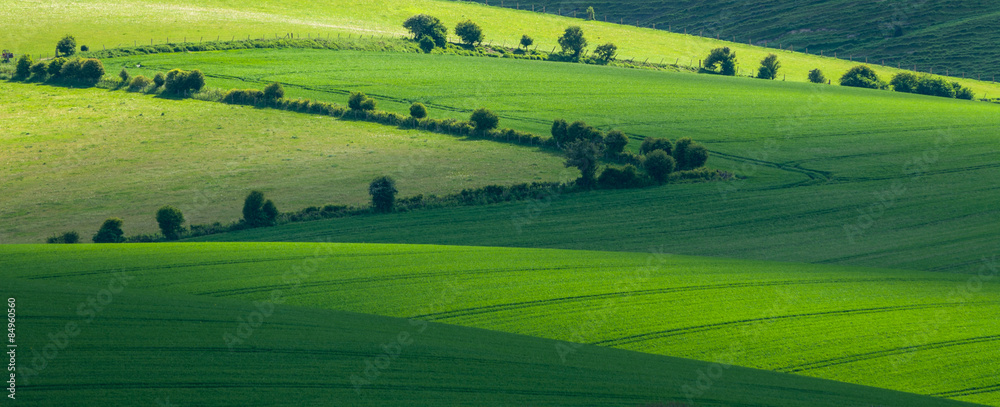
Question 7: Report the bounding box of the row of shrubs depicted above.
[838,65,976,99]
[81,38,422,59]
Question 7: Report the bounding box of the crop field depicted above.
[1,242,997,405]
[142,48,1000,273]
[3,0,1000,96]
[0,81,567,243]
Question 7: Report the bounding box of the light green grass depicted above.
[2,242,997,405]
[3,0,1000,97]
[0,81,567,243]
[150,49,1000,273]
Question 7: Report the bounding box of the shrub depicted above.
[47,57,66,78]
[222,89,265,105]
[594,43,617,64]
[640,137,672,155]
[185,69,205,92]
[586,6,596,20]
[80,45,89,52]
[672,137,693,170]
[890,72,920,93]
[14,54,32,79]
[564,139,603,186]
[685,145,710,170]
[78,59,105,83]
[604,130,629,155]
[418,35,436,53]
[164,69,187,93]
[455,20,484,46]
[955,85,975,100]
[704,47,737,76]
[152,72,166,88]
[263,82,285,100]
[410,102,428,118]
[839,65,887,89]
[558,26,588,60]
[520,35,534,50]
[644,150,676,183]
[30,61,48,79]
[348,91,377,110]
[92,218,125,243]
[46,231,80,244]
[369,176,398,213]
[156,205,185,240]
[128,75,152,92]
[59,58,82,80]
[551,119,569,144]
[808,68,826,83]
[598,164,641,189]
[262,200,279,225]
[757,53,780,80]
[119,67,130,83]
[404,14,448,47]
[242,190,277,227]
[57,35,77,56]
[915,76,955,98]
[470,108,499,132]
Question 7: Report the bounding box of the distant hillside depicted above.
[475,0,1000,80]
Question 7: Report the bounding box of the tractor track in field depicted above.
[591,301,999,347]
[410,277,950,320]
[777,334,1000,373]
[932,383,1000,397]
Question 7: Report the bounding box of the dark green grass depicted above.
[2,243,998,405]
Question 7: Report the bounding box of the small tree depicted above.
[119,67,130,83]
[757,53,780,80]
[839,65,887,89]
[263,82,285,100]
[92,218,125,243]
[586,6,596,20]
[153,72,166,89]
[410,102,428,118]
[261,200,279,226]
[418,35,436,53]
[808,68,826,83]
[30,62,48,79]
[704,47,737,76]
[520,35,534,50]
[594,43,617,64]
[644,150,676,183]
[369,176,398,213]
[242,191,278,227]
[455,20,484,46]
[685,145,709,169]
[640,137,672,155]
[79,59,105,83]
[128,75,152,92]
[47,57,66,78]
[156,206,185,240]
[604,130,629,155]
[470,108,499,132]
[47,231,80,244]
[56,35,77,57]
[564,140,603,186]
[558,26,588,60]
[404,14,448,47]
[551,119,569,144]
[14,54,32,79]
[672,137,694,170]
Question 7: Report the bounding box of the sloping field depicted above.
[3,243,997,405]
[0,81,566,243]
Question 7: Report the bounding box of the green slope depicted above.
[3,243,998,405]
[142,48,1000,273]
[472,0,1000,79]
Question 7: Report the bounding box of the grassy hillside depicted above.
[147,48,1000,273]
[478,0,1000,79]
[0,81,566,243]
[3,0,1000,96]
[3,243,998,405]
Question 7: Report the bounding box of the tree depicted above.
[349,91,377,111]
[594,43,617,64]
[558,26,588,60]
[369,176,397,213]
[403,14,448,47]
[92,218,125,243]
[263,82,285,100]
[153,72,166,89]
[520,35,534,50]
[47,57,66,77]
[586,6,596,20]
[14,54,32,79]
[242,190,277,227]
[470,108,499,132]
[30,62,48,78]
[185,69,205,92]
[640,137,672,155]
[704,47,737,76]
[79,58,105,83]
[410,102,428,118]
[643,150,676,183]
[564,139,603,186]
[551,119,569,144]
[119,67,130,83]
[261,200,279,226]
[890,72,919,93]
[156,206,185,240]
[418,35,436,53]
[56,35,77,57]
[604,130,629,155]
[757,53,780,80]
[672,138,709,170]
[455,20,484,46]
[808,68,826,84]
[839,65,887,89]
[672,137,693,170]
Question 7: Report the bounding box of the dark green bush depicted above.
[604,130,628,155]
[470,108,499,132]
[119,67,130,83]
[644,150,676,183]
[92,218,125,243]
[705,47,737,76]
[369,176,398,213]
[890,72,920,93]
[808,69,826,83]
[153,72,166,88]
[78,58,105,83]
[757,54,780,80]
[223,89,265,105]
[640,137,672,155]
[558,26,588,60]
[47,57,66,78]
[263,82,285,100]
[46,231,80,244]
[839,65,887,90]
[242,190,278,227]
[348,91,376,110]
[915,76,955,98]
[128,75,152,92]
[59,58,82,80]
[594,43,617,64]
[551,119,569,144]
[455,20,484,46]
[404,14,448,47]
[30,61,48,79]
[419,35,436,53]
[14,54,32,79]
[156,205,185,240]
[598,164,642,189]
[564,139,603,186]
[57,35,77,56]
[410,102,428,118]
[185,69,205,92]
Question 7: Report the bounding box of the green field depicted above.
[4,0,1000,96]
[0,81,567,243]
[484,0,1000,80]
[139,48,1000,273]
[2,243,997,405]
